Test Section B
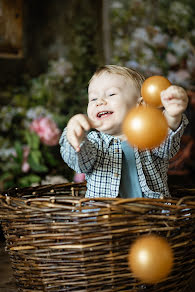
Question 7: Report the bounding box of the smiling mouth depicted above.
[97,111,113,119]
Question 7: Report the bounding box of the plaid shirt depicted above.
[60,114,188,199]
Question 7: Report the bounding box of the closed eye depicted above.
[109,93,116,96]
[90,98,97,102]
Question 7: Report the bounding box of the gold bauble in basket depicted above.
[128,234,174,284]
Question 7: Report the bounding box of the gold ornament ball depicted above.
[128,234,174,284]
[122,105,168,150]
[141,76,171,107]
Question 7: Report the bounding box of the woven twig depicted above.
[0,182,194,292]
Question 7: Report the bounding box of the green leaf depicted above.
[25,131,40,149]
[0,172,13,182]
[13,141,23,163]
[18,174,41,187]
[44,150,57,167]
[28,150,48,173]
[32,164,48,172]
[12,94,29,108]
[28,150,41,164]
[31,132,40,149]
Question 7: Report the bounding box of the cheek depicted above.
[87,106,90,116]
[87,104,93,118]
[118,104,133,122]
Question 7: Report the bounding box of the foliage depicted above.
[1,0,194,189]
[0,60,72,189]
[110,0,195,179]
[110,0,195,88]
[0,25,100,190]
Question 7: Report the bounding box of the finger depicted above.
[75,115,91,132]
[68,130,81,152]
[75,146,81,152]
[74,124,84,137]
[161,93,186,105]
[162,96,188,108]
[162,98,185,105]
[161,86,187,100]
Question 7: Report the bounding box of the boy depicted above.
[59,65,188,199]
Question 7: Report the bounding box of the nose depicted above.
[96,97,107,106]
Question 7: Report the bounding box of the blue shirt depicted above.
[59,114,188,199]
[119,141,142,198]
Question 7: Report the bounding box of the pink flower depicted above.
[22,146,30,173]
[73,173,86,183]
[22,161,30,173]
[30,117,61,146]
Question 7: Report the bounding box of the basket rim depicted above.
[0,183,195,209]
[0,182,195,211]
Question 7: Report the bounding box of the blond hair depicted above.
[89,65,145,95]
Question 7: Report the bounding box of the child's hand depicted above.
[161,85,188,130]
[67,114,101,152]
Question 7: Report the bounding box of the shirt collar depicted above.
[99,132,120,147]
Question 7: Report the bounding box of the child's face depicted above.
[87,72,139,136]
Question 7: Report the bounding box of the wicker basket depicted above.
[0,182,194,292]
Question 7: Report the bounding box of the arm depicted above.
[151,114,189,160]
[59,127,98,174]
[161,85,188,130]
[59,114,101,173]
[152,86,189,159]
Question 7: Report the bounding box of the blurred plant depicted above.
[110,0,195,88]
[168,136,194,176]
[110,0,195,181]
[0,11,101,190]
[0,58,79,190]
[30,117,61,146]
